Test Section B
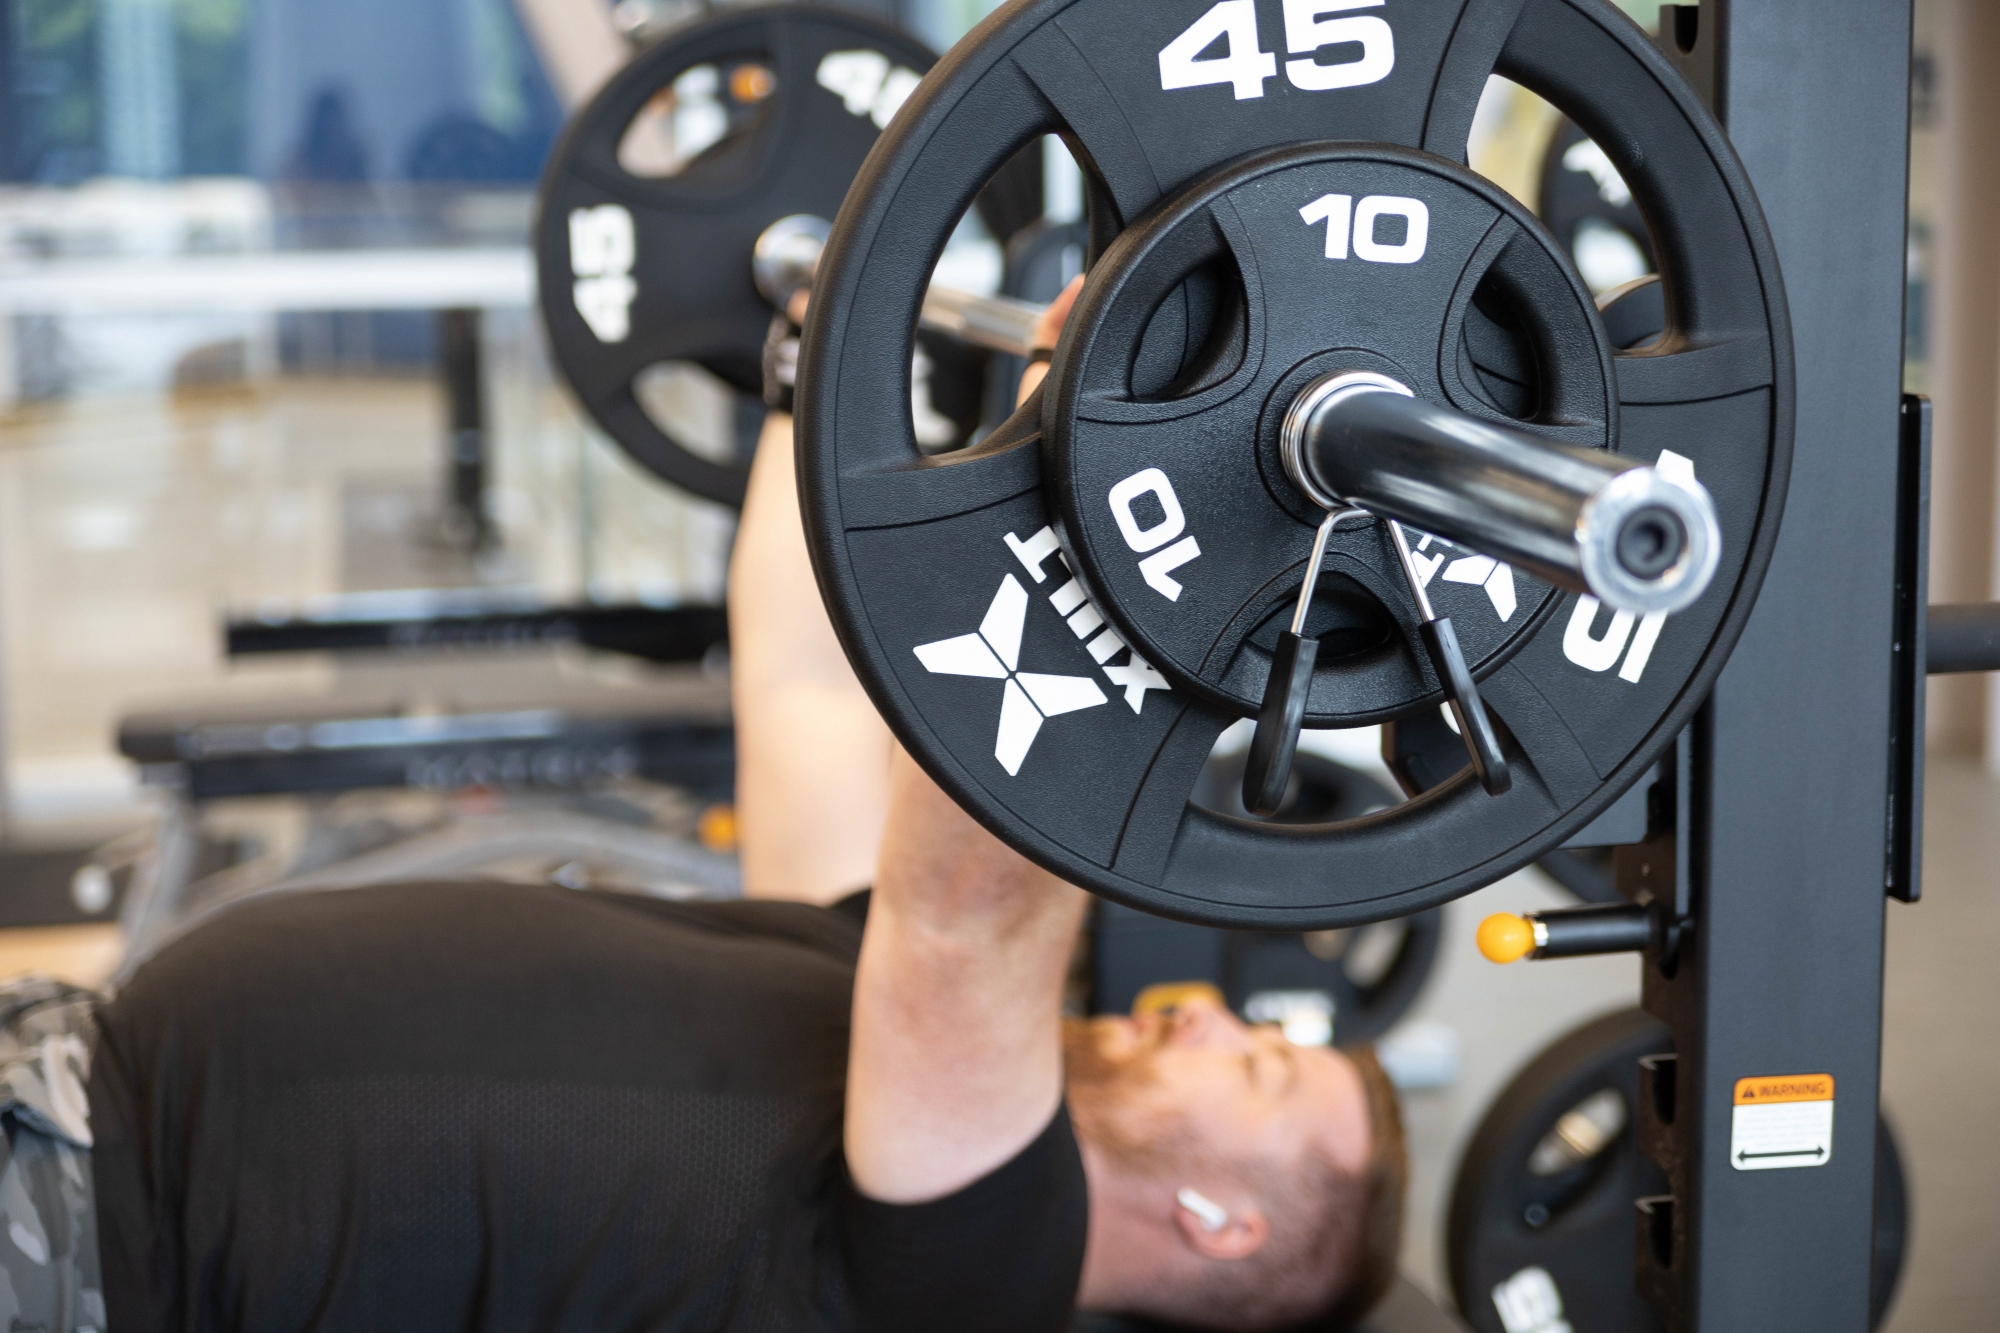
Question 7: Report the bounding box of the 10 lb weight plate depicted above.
[801,0,1791,928]
[536,7,938,504]
[1048,142,1614,723]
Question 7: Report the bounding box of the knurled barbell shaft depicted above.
[918,287,1045,355]
[1296,384,1721,615]
[756,216,1049,356]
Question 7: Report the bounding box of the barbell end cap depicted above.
[1477,913,1537,964]
[1576,465,1722,615]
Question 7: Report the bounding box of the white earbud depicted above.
[1176,1187,1229,1233]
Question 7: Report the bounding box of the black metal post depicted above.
[439,307,491,548]
[1928,603,2000,673]
[1632,3,1914,1331]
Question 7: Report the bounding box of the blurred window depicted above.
[2,0,564,186]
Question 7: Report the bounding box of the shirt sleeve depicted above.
[838,1104,1087,1333]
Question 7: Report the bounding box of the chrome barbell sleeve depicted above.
[1285,374,1721,615]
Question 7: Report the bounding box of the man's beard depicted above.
[1062,1018,1202,1179]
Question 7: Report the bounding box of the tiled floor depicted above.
[0,376,1992,1329]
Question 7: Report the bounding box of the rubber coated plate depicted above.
[536,7,937,505]
[1092,753,1442,1044]
[801,0,1791,928]
[1446,1009,1906,1332]
[1049,144,1615,724]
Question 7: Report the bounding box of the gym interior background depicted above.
[0,0,1991,1328]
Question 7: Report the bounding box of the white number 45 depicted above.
[1158,0,1393,102]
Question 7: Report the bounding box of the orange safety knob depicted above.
[1477,912,1537,964]
[697,803,740,853]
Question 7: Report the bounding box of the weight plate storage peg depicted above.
[800,0,1791,929]
[535,7,939,505]
[1446,1008,1907,1333]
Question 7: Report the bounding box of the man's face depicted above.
[1068,996,1372,1179]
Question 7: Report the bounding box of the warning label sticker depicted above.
[1731,1073,1834,1170]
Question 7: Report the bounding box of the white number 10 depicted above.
[1158,0,1394,102]
[1301,192,1429,263]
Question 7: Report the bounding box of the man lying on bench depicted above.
[12,296,1404,1333]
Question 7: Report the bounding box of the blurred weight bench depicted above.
[104,596,738,974]
[222,591,728,665]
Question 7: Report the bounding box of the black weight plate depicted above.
[1226,906,1443,1047]
[1093,751,1441,1045]
[1538,116,1656,286]
[536,7,937,505]
[1049,143,1613,726]
[1446,1008,1907,1332]
[1870,1113,1909,1329]
[1448,1008,1668,1333]
[800,0,1791,929]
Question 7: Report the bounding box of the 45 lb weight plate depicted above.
[536,7,938,505]
[801,0,1791,928]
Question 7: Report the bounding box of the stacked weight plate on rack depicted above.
[1447,1009,1908,1333]
[535,6,963,505]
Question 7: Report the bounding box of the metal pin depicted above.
[1291,510,1341,635]
[1386,519,1438,623]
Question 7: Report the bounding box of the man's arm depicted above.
[729,413,894,903]
[734,304,1088,1203]
[844,279,1091,1203]
[1013,275,1082,405]
[730,277,1080,902]
[845,750,1087,1202]
[737,435,1084,1199]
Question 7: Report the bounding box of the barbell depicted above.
[761,213,1717,622]
[757,203,1718,816]
[532,1,1797,933]
[797,0,1788,929]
